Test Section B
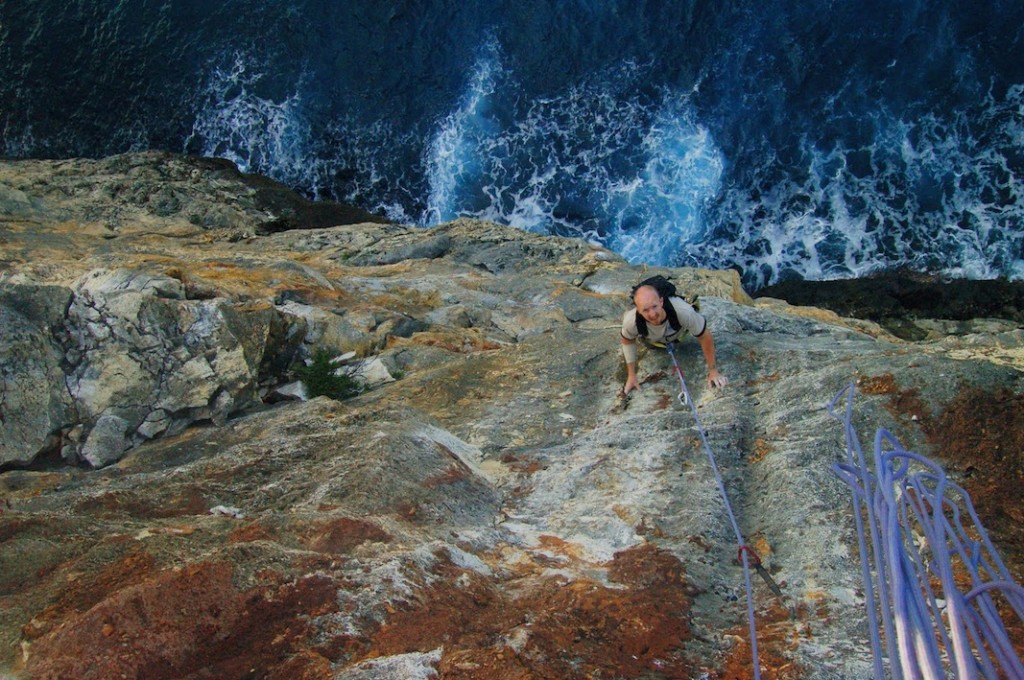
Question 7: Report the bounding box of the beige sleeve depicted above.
[620,309,639,340]
[621,341,637,364]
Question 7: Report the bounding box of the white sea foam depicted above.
[605,95,724,265]
[421,53,725,258]
[424,39,502,225]
[186,52,313,191]
[166,13,1022,290]
[700,86,1024,288]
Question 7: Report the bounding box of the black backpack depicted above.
[631,275,698,338]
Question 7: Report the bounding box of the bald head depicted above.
[633,285,667,326]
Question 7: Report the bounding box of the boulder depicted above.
[0,283,74,466]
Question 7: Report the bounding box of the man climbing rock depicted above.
[620,276,728,395]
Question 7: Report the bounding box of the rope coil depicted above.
[829,382,1024,680]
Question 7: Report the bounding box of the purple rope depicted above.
[829,383,1024,679]
[666,343,762,680]
[830,384,897,680]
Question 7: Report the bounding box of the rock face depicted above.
[1,152,1022,678]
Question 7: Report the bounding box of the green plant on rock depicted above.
[295,348,361,401]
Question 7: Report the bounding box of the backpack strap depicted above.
[634,296,682,337]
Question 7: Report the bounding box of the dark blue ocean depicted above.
[2,1,1022,290]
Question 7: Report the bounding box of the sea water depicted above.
[2,0,1021,290]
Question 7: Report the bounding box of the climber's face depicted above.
[634,286,666,326]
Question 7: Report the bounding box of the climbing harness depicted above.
[665,341,779,679]
[829,383,1024,679]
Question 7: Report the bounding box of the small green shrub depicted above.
[295,348,361,401]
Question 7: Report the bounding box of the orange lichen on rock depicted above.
[857,372,898,395]
[303,517,393,554]
[391,330,503,353]
[24,561,339,680]
[227,520,276,544]
[922,386,1024,662]
[361,543,698,678]
[858,372,931,422]
[922,386,1024,578]
[715,601,809,680]
[751,437,773,463]
[73,486,209,519]
[423,465,473,488]
[21,548,158,642]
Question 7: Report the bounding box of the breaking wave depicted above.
[2,0,1022,289]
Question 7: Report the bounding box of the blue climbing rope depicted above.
[666,342,764,680]
[829,382,1024,680]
